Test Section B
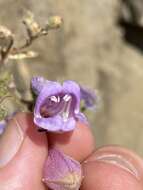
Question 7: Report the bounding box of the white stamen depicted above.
[63,94,71,102]
[62,112,69,122]
[36,114,42,119]
[62,95,72,122]
[50,96,58,102]
[57,96,60,102]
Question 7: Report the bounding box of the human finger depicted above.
[0,113,48,190]
[80,146,143,190]
[48,121,95,162]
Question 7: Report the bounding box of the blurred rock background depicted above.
[0,0,143,156]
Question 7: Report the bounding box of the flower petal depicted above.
[43,148,83,190]
[61,117,76,132]
[0,120,6,135]
[34,115,76,132]
[31,76,48,95]
[34,81,62,118]
[80,85,97,109]
[75,112,88,125]
[63,81,80,113]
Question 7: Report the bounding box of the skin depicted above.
[0,112,143,190]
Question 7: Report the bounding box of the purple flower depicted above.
[32,77,88,133]
[31,76,48,95]
[43,148,83,190]
[0,120,6,135]
[80,86,97,109]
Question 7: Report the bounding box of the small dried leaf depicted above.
[0,105,7,121]
[43,148,83,190]
[0,25,14,60]
[0,25,13,38]
[0,74,11,98]
[23,11,42,38]
[9,50,38,60]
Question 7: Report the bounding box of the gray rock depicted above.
[121,0,143,26]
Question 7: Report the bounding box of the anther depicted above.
[63,94,71,102]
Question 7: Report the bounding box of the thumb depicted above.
[0,113,48,190]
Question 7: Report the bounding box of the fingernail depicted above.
[95,154,139,178]
[84,147,141,180]
[0,117,25,168]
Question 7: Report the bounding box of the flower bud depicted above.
[46,16,63,30]
[43,148,83,190]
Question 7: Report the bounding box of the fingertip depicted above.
[0,112,48,190]
[81,161,143,190]
[81,146,143,190]
[48,122,95,162]
[16,112,48,147]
